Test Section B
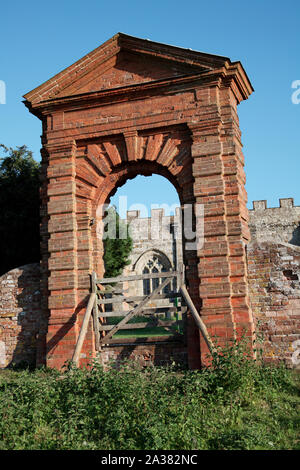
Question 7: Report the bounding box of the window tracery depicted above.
[142,255,170,295]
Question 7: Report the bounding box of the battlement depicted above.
[123,199,300,247]
[125,207,181,221]
[125,199,299,219]
[249,198,300,246]
[123,207,182,245]
[251,198,297,211]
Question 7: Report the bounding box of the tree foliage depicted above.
[103,206,133,278]
[0,144,40,275]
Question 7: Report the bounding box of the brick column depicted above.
[219,85,254,344]
[76,191,96,367]
[190,120,233,364]
[188,82,254,364]
[45,141,79,369]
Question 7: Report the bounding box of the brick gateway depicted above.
[23,34,255,369]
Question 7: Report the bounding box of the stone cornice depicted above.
[24,64,253,120]
[117,33,230,69]
[24,72,207,118]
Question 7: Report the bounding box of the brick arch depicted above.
[74,128,195,282]
[96,159,186,208]
[43,112,255,370]
[75,126,197,286]
[86,142,201,365]
[75,125,194,207]
[29,36,255,369]
[74,133,201,367]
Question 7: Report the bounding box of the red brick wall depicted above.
[247,241,300,367]
[100,342,188,369]
[0,264,45,368]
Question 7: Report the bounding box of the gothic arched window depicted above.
[142,254,171,295]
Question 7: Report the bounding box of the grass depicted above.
[0,340,299,450]
[109,314,183,338]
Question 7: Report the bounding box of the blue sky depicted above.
[0,0,299,216]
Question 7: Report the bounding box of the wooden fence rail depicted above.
[180,285,216,355]
[72,267,215,363]
[72,292,96,366]
[95,271,177,284]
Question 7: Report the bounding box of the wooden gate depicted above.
[92,266,187,349]
[72,267,215,366]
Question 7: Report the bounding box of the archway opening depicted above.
[109,173,181,218]
[105,173,182,281]
[98,172,187,342]
[92,159,199,299]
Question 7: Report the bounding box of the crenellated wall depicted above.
[247,198,300,367]
[249,198,300,246]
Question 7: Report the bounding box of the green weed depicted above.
[0,341,299,450]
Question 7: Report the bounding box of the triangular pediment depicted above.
[24,33,232,105]
[55,49,208,98]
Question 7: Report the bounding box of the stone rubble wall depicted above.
[0,264,43,368]
[249,198,300,245]
[247,241,300,367]
[247,198,300,367]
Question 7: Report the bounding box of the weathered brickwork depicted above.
[20,33,254,369]
[0,264,44,367]
[100,342,188,369]
[247,242,300,367]
[247,198,300,367]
